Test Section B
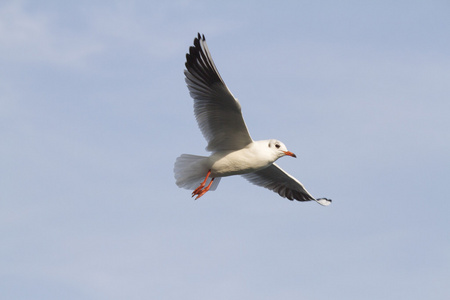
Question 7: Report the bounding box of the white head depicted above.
[267,139,297,159]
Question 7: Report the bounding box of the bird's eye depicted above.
[275,144,280,149]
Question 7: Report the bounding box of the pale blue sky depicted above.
[1,0,449,299]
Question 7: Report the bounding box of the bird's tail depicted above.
[174,154,221,191]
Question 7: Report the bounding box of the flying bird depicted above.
[174,33,331,206]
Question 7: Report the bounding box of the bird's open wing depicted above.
[185,33,253,151]
[242,163,332,206]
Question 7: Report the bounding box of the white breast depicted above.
[209,143,275,177]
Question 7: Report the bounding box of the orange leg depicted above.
[192,170,215,199]
[192,170,211,196]
[194,177,215,200]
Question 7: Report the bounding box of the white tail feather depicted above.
[174,154,221,191]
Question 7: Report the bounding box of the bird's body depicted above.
[180,140,287,178]
[174,33,331,206]
[210,140,285,177]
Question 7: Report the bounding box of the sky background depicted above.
[1,0,450,299]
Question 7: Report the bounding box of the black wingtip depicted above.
[195,33,206,42]
[184,32,223,86]
[316,198,332,206]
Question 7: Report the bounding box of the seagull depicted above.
[174,33,331,206]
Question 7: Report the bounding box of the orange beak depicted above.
[283,151,297,158]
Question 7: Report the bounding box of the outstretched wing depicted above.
[242,163,332,206]
[184,33,253,151]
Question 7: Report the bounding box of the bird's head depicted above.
[268,139,296,159]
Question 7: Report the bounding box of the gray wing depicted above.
[242,163,332,206]
[184,33,253,151]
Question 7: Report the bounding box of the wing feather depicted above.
[184,33,253,151]
[242,164,332,206]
